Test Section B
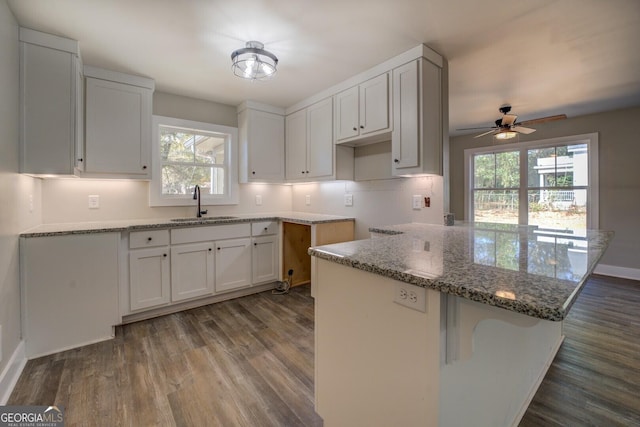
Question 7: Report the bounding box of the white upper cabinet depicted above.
[19,28,83,176]
[84,66,154,178]
[285,97,336,181]
[392,58,444,176]
[335,73,391,144]
[238,102,285,183]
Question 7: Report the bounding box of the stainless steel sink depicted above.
[170,216,238,222]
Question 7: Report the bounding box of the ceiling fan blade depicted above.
[512,126,536,134]
[501,114,518,126]
[457,126,495,131]
[517,114,567,126]
[474,129,497,138]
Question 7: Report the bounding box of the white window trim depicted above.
[464,133,599,229]
[150,115,239,207]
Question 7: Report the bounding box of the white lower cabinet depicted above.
[171,242,215,302]
[126,223,278,317]
[252,235,279,284]
[215,237,252,293]
[129,247,171,311]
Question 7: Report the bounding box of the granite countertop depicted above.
[309,222,613,321]
[20,212,355,238]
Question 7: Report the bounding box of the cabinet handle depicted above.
[147,237,152,241]
[254,242,257,246]
[394,158,400,163]
[77,158,83,162]
[264,227,268,231]
[142,165,147,170]
[360,125,364,129]
[306,170,309,174]
[301,170,305,174]
[217,247,221,251]
[163,253,167,257]
[352,127,357,131]
[252,171,256,175]
[209,248,212,251]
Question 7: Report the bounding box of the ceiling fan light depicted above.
[231,41,278,81]
[495,131,518,140]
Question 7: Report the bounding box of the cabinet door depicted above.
[215,238,252,293]
[307,98,334,179]
[20,42,78,174]
[246,109,285,181]
[360,73,390,136]
[171,242,215,302]
[335,86,359,141]
[85,77,151,176]
[129,247,170,311]
[252,235,279,285]
[285,109,308,180]
[392,61,420,170]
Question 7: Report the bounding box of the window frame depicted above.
[464,133,599,229]
[150,115,239,207]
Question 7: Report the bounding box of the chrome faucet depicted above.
[193,185,208,218]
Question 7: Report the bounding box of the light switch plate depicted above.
[305,195,311,206]
[344,194,353,206]
[412,195,422,210]
[255,195,263,206]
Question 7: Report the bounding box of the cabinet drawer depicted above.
[171,223,251,245]
[130,229,170,249]
[252,221,278,236]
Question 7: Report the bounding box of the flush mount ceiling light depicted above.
[231,41,278,80]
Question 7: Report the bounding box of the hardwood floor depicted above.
[10,275,640,426]
[9,285,322,427]
[520,275,640,426]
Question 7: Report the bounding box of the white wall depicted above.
[292,175,444,240]
[41,179,291,223]
[0,0,41,380]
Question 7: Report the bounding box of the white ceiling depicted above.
[8,0,640,135]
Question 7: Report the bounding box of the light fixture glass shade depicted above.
[231,41,278,80]
[495,130,518,140]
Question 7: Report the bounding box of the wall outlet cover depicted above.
[255,195,263,206]
[305,195,311,206]
[88,195,100,209]
[394,283,427,312]
[344,194,353,207]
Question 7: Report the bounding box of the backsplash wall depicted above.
[41,179,292,223]
[292,176,444,239]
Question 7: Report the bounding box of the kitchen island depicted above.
[309,222,613,427]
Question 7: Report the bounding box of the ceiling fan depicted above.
[459,105,567,140]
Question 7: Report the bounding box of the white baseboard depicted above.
[594,264,640,281]
[0,340,27,405]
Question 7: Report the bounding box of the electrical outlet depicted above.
[412,195,422,210]
[88,195,100,209]
[29,194,34,213]
[394,283,427,312]
[255,194,263,206]
[305,195,311,206]
[344,194,353,206]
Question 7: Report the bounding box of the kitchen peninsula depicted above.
[309,222,612,427]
